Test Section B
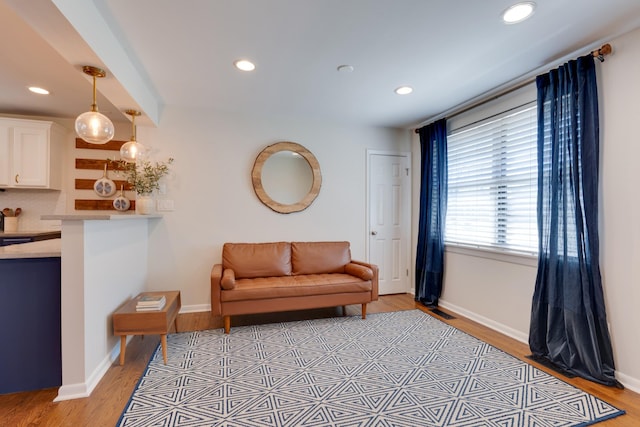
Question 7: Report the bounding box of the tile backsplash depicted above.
[0,189,66,231]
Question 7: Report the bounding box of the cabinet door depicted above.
[0,124,9,186]
[12,126,49,187]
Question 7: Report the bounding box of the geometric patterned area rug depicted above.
[117,310,625,426]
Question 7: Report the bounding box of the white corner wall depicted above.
[412,27,640,392]
[56,218,149,401]
[598,27,640,390]
[137,108,410,308]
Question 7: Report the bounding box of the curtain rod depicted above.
[591,43,612,62]
[414,43,612,133]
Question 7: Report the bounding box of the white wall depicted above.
[412,27,640,391]
[0,188,66,230]
[598,27,640,390]
[136,107,410,308]
[56,218,150,401]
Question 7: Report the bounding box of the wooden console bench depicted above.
[113,291,181,365]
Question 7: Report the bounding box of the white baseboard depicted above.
[53,383,90,402]
[614,371,640,393]
[438,299,529,344]
[54,300,640,400]
[54,337,130,402]
[180,303,211,314]
[53,307,211,402]
[438,299,640,393]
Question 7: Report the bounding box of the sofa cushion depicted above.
[291,241,351,275]
[223,242,292,279]
[221,273,371,302]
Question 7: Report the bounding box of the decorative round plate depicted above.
[113,195,131,211]
[94,163,117,197]
[94,177,116,197]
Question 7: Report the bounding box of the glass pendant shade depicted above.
[75,65,115,144]
[120,140,147,162]
[120,109,145,162]
[75,111,115,144]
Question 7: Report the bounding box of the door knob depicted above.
[371,231,377,235]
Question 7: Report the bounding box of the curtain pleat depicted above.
[415,119,447,307]
[529,56,621,387]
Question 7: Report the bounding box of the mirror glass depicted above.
[261,151,313,205]
[252,141,322,214]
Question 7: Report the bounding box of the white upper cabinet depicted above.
[0,118,66,190]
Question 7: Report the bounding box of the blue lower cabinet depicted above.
[0,257,61,394]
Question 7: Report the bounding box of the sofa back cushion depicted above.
[291,241,351,275]
[223,242,292,279]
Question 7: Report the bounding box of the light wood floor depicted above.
[2,294,639,426]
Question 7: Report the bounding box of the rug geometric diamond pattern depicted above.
[117,310,624,426]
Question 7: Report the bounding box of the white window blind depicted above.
[446,102,538,254]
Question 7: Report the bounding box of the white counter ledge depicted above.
[0,238,61,259]
[41,214,162,221]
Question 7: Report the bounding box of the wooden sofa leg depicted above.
[341,305,346,316]
[361,303,367,319]
[224,316,231,334]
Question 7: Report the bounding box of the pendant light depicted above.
[75,66,115,144]
[120,109,147,162]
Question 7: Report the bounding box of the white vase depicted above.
[136,193,155,215]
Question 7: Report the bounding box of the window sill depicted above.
[445,244,537,267]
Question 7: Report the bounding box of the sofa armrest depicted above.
[221,268,236,290]
[351,260,379,301]
[345,263,373,280]
[211,264,223,316]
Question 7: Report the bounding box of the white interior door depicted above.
[367,152,411,295]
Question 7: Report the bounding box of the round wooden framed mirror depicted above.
[251,141,322,214]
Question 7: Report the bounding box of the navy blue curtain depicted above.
[530,56,621,387]
[415,119,447,307]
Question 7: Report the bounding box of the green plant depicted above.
[115,158,174,195]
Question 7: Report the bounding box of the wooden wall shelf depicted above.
[74,179,132,191]
[74,138,134,211]
[75,138,126,151]
[75,200,136,210]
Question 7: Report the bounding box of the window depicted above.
[538,96,579,257]
[446,102,537,254]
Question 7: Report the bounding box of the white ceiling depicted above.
[3,0,640,129]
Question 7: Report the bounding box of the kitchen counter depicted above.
[0,230,61,248]
[0,238,61,259]
[0,230,61,237]
[0,230,61,238]
[41,214,161,221]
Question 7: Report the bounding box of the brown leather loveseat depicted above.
[211,241,378,333]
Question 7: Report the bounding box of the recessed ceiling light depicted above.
[337,65,354,73]
[502,2,536,24]
[234,59,256,71]
[28,86,50,95]
[395,86,413,95]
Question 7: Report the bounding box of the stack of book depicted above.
[136,294,166,311]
